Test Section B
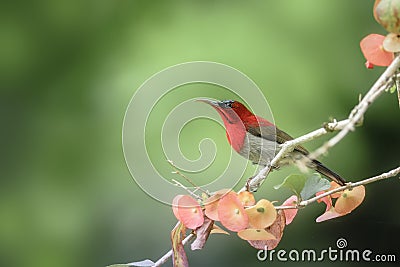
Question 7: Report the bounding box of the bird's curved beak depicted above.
[196,98,228,118]
[197,98,241,125]
[196,98,219,107]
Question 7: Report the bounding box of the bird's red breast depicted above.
[197,99,274,153]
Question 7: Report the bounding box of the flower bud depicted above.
[374,0,400,34]
[374,0,400,33]
[383,32,400,52]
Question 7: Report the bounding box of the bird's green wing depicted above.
[275,127,309,155]
[247,125,309,155]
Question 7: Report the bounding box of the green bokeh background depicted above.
[1,1,399,266]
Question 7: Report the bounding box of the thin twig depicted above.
[152,233,195,267]
[150,168,399,266]
[168,160,209,196]
[274,166,400,210]
[168,160,198,188]
[242,56,400,193]
[240,119,349,192]
[308,56,400,160]
[172,179,202,200]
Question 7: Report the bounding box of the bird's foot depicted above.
[245,176,254,192]
[246,176,262,192]
[271,164,280,170]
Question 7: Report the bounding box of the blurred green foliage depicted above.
[1,0,399,266]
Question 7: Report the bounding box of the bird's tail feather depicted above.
[311,159,346,186]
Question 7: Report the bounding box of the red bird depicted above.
[199,99,346,186]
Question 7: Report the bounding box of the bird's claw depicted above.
[271,164,280,170]
[245,176,259,192]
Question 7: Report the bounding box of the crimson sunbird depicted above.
[199,99,346,186]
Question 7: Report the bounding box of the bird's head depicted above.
[198,99,274,152]
[197,99,254,125]
[197,99,252,151]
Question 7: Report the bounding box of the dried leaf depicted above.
[360,34,394,66]
[383,33,400,52]
[238,191,256,206]
[210,224,230,235]
[204,196,220,221]
[282,195,298,225]
[172,195,184,221]
[374,0,400,34]
[173,195,204,230]
[316,207,344,223]
[238,228,276,241]
[247,210,286,250]
[335,185,366,215]
[171,222,189,267]
[373,0,382,23]
[191,217,213,250]
[246,199,277,229]
[203,189,231,221]
[316,191,333,212]
[329,181,343,199]
[365,61,375,69]
[217,192,249,232]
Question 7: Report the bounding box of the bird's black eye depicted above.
[222,100,234,108]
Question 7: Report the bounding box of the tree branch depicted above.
[243,55,400,193]
[308,56,400,161]
[145,56,400,267]
[240,119,350,192]
[152,233,195,267]
[150,166,400,266]
[274,166,400,210]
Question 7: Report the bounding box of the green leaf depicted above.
[300,173,331,200]
[389,84,396,93]
[274,174,307,199]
